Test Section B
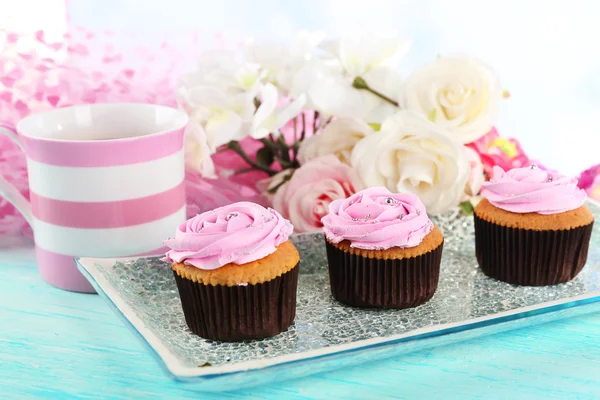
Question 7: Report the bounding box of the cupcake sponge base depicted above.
[172,240,299,286]
[474,199,593,231]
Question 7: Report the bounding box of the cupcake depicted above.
[164,202,300,341]
[474,165,594,286]
[321,187,444,309]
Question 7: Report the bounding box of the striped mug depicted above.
[0,103,188,293]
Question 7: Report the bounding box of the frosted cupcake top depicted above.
[321,187,434,250]
[164,202,293,270]
[481,165,586,214]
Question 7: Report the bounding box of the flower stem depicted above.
[312,111,319,136]
[276,135,298,168]
[275,156,294,169]
[267,169,295,194]
[352,76,399,107]
[299,112,306,142]
[292,113,306,164]
[234,167,254,174]
[259,138,279,151]
[227,141,277,176]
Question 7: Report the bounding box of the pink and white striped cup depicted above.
[0,103,188,293]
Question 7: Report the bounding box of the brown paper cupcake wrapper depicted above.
[173,264,299,341]
[474,215,594,286]
[325,241,443,309]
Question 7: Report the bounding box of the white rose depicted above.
[463,146,485,200]
[403,54,502,143]
[298,118,374,165]
[351,111,470,215]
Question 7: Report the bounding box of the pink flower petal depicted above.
[46,95,60,107]
[93,83,111,93]
[17,53,33,60]
[34,30,45,43]
[0,92,12,102]
[0,77,16,88]
[67,44,89,56]
[6,33,19,43]
[14,100,29,116]
[102,54,123,63]
[8,68,24,81]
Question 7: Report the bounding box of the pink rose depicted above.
[268,155,364,233]
[463,146,485,199]
[467,127,530,178]
[579,164,600,201]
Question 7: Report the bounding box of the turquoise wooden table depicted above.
[2,246,600,400]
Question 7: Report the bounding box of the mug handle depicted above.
[0,122,33,226]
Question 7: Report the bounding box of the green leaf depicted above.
[458,200,475,216]
[427,108,437,122]
[368,123,381,132]
[256,146,274,167]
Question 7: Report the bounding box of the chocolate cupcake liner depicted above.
[325,241,443,309]
[173,265,299,341]
[474,215,594,286]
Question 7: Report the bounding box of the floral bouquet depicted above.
[1,29,599,239]
[177,32,541,232]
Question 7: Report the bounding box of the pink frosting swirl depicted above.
[321,187,434,250]
[481,165,586,214]
[164,202,293,270]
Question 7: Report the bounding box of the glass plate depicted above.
[75,201,600,392]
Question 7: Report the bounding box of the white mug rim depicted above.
[16,102,189,144]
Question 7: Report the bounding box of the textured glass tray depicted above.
[76,201,600,392]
